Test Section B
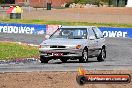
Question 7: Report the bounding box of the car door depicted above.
[92,27,105,49]
[88,28,99,56]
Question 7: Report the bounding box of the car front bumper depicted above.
[39,48,83,57]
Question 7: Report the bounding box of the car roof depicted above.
[60,26,96,29]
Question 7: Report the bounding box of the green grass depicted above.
[0,18,132,28]
[0,42,39,60]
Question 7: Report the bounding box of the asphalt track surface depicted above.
[0,33,132,72]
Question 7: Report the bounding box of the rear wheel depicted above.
[60,58,68,63]
[79,49,88,63]
[40,56,49,63]
[97,48,106,62]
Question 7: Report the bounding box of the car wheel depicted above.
[79,49,88,63]
[97,48,106,62]
[60,58,68,63]
[40,56,49,63]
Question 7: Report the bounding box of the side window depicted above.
[88,29,96,38]
[92,27,103,39]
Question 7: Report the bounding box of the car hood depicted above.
[41,38,86,45]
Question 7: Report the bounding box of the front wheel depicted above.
[97,48,106,62]
[79,49,88,63]
[40,56,49,63]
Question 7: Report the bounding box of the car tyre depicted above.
[40,56,49,63]
[97,48,106,62]
[79,49,88,63]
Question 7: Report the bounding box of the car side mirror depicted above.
[45,35,50,39]
[89,36,96,40]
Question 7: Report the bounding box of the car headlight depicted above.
[41,45,50,48]
[66,45,75,49]
[66,45,81,49]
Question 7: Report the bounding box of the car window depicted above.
[88,29,96,38]
[50,28,87,39]
[92,27,104,39]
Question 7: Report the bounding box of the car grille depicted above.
[50,46,66,48]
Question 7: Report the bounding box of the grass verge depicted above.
[0,42,39,60]
[0,18,132,28]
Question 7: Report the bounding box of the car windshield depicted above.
[50,28,87,39]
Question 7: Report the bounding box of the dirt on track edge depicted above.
[0,70,132,88]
